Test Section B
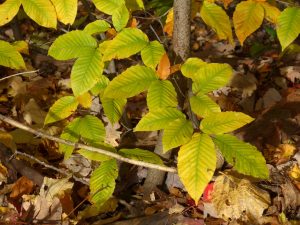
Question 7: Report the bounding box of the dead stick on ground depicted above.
[0,114,177,173]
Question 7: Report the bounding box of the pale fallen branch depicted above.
[0,114,177,173]
[0,70,39,82]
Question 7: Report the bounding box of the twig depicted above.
[0,114,177,173]
[0,70,39,82]
[14,150,89,185]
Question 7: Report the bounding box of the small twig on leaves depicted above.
[0,114,177,173]
[0,70,39,82]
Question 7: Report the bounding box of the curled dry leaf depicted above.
[157,53,171,80]
[212,175,270,222]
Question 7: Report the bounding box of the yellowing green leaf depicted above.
[200,111,254,134]
[91,75,110,96]
[12,40,29,55]
[163,118,193,152]
[125,0,144,11]
[233,1,264,45]
[141,41,165,68]
[134,108,185,131]
[181,57,207,79]
[178,133,216,203]
[190,94,221,118]
[260,2,280,24]
[92,0,125,15]
[0,0,21,26]
[44,96,79,124]
[192,63,233,94]
[50,0,77,25]
[277,7,300,51]
[71,47,104,96]
[78,147,116,162]
[77,92,92,108]
[48,30,97,60]
[83,20,111,35]
[103,28,149,61]
[147,80,177,111]
[104,65,157,99]
[102,97,127,124]
[0,40,25,69]
[119,148,163,165]
[21,0,57,28]
[213,134,269,179]
[112,4,129,31]
[200,1,233,42]
[90,159,118,205]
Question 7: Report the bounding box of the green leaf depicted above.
[0,0,21,26]
[178,133,216,203]
[163,118,193,152]
[233,1,264,45]
[147,80,177,111]
[0,40,25,69]
[190,94,221,118]
[90,159,118,205]
[119,148,163,165]
[181,57,207,80]
[102,97,127,124]
[50,0,77,25]
[78,115,106,145]
[103,28,149,61]
[71,47,104,96]
[125,0,144,11]
[44,96,79,124]
[141,41,165,68]
[200,1,233,42]
[213,134,269,179]
[134,108,185,131]
[200,111,254,134]
[59,117,81,158]
[91,75,110,96]
[112,4,129,31]
[104,65,157,99]
[92,0,125,15]
[48,31,97,60]
[83,20,111,35]
[277,7,300,51]
[78,147,116,162]
[192,63,233,94]
[21,0,57,28]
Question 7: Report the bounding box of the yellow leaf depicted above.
[219,0,233,9]
[289,165,300,181]
[233,1,264,45]
[200,1,233,43]
[76,92,92,108]
[21,0,57,28]
[156,53,171,80]
[0,131,16,150]
[260,2,280,24]
[0,0,21,26]
[50,0,77,25]
[12,40,29,55]
[164,8,173,37]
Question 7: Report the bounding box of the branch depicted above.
[0,70,39,82]
[0,114,177,173]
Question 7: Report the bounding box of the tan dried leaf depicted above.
[10,176,34,198]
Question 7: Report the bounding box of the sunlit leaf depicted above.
[119,148,163,165]
[125,0,144,11]
[92,0,125,15]
[48,31,97,60]
[156,53,171,80]
[163,118,193,152]
[0,40,25,69]
[77,92,92,108]
[12,40,29,55]
[21,0,57,28]
[213,134,269,179]
[260,2,280,24]
[190,94,221,118]
[147,80,177,111]
[200,1,233,42]
[200,111,254,134]
[102,97,127,124]
[84,20,111,35]
[164,8,173,37]
[50,0,77,25]
[233,1,264,45]
[0,0,21,26]
[90,159,118,205]
[104,65,157,99]
[78,147,116,162]
[79,115,106,145]
[134,108,185,131]
[44,96,79,124]
[91,75,110,96]
[277,7,300,51]
[103,28,149,60]
[141,41,165,69]
[112,4,129,31]
[178,133,216,203]
[181,57,207,80]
